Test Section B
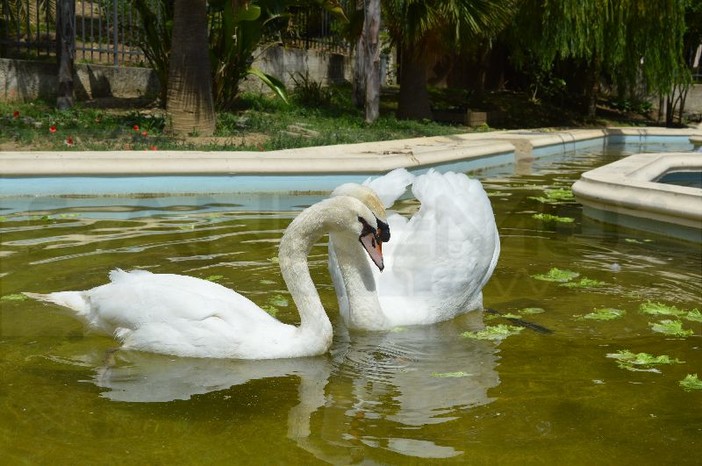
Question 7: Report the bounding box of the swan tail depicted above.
[24,290,90,315]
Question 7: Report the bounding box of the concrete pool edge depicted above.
[3,127,700,179]
[572,151,702,242]
[0,128,612,177]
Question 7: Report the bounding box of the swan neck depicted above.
[329,234,388,330]
[278,205,333,349]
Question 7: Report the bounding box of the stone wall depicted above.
[0,46,357,103]
[0,59,159,102]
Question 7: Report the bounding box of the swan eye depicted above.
[358,216,375,235]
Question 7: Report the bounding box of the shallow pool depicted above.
[1,141,700,464]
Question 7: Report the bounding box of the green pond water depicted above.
[1,142,700,464]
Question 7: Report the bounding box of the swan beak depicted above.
[360,231,384,271]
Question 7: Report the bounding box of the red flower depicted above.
[149,145,158,151]
[133,124,140,131]
[141,130,148,137]
[65,136,74,146]
[49,125,57,133]
[13,110,19,119]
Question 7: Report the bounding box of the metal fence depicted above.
[1,0,150,66]
[0,0,350,68]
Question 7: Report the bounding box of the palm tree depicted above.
[56,0,74,110]
[166,0,216,136]
[383,0,515,120]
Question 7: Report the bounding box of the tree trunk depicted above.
[166,0,215,136]
[56,0,75,110]
[352,0,365,109]
[583,54,601,119]
[363,0,380,123]
[397,45,432,120]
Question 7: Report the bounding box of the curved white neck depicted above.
[329,234,389,330]
[277,202,336,355]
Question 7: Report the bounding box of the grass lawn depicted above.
[0,85,656,152]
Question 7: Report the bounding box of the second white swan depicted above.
[329,168,500,330]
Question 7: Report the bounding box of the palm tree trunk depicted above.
[352,0,365,108]
[397,45,432,120]
[166,0,215,136]
[363,0,380,123]
[56,0,75,110]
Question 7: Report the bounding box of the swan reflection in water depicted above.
[81,313,499,461]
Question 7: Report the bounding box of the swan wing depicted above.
[39,269,282,357]
[363,168,415,208]
[379,170,500,324]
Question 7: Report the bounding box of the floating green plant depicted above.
[205,275,224,282]
[261,305,278,317]
[649,319,694,337]
[532,268,605,289]
[532,213,575,223]
[578,308,626,321]
[432,371,472,378]
[532,268,580,283]
[560,277,606,289]
[1,293,28,301]
[640,301,685,317]
[261,294,289,317]
[485,308,543,321]
[685,309,702,322]
[267,294,289,307]
[607,350,684,372]
[529,188,575,204]
[679,374,702,391]
[462,324,523,341]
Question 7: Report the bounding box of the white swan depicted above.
[328,168,500,330]
[26,196,385,359]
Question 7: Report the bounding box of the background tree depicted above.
[507,0,691,120]
[166,0,216,136]
[134,0,173,105]
[56,0,74,110]
[383,0,515,120]
[352,0,381,123]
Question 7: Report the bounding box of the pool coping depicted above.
[2,127,700,178]
[572,151,702,241]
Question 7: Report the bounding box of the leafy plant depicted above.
[649,319,694,337]
[685,309,702,322]
[679,374,702,391]
[462,324,523,341]
[607,350,683,372]
[561,277,606,289]
[532,267,605,289]
[532,213,575,223]
[1,293,29,301]
[640,301,685,317]
[134,0,173,103]
[290,72,334,107]
[532,268,580,282]
[209,0,290,109]
[577,308,626,321]
[529,188,575,204]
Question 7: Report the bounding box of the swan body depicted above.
[329,168,500,330]
[27,196,385,359]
